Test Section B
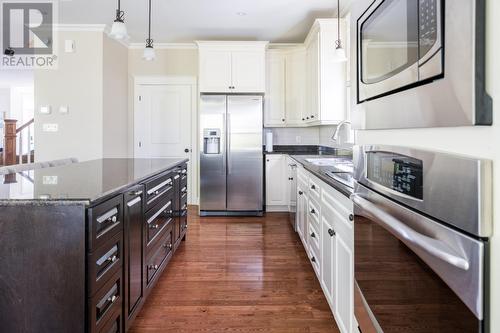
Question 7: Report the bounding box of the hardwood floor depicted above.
[129,206,340,333]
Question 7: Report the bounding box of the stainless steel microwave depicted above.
[351,0,492,130]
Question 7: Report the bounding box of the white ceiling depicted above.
[59,0,348,43]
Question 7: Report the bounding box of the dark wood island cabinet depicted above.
[0,158,189,333]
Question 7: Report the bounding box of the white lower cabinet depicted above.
[265,154,288,210]
[297,168,354,333]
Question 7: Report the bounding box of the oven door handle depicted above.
[351,193,470,271]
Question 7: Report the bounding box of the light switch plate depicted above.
[42,123,58,132]
[65,40,75,53]
[59,106,69,114]
[40,105,51,114]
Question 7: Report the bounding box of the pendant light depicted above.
[143,0,156,61]
[334,0,347,62]
[109,0,128,40]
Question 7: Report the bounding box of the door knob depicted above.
[184,148,190,153]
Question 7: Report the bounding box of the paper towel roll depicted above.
[266,132,273,153]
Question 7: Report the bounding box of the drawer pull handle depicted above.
[147,201,172,224]
[150,224,159,230]
[328,228,336,237]
[96,245,119,266]
[310,232,316,238]
[181,186,187,193]
[97,207,119,224]
[147,179,172,196]
[148,264,159,270]
[163,243,173,249]
[130,190,143,196]
[127,196,142,207]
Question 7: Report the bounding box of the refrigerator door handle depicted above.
[227,112,231,175]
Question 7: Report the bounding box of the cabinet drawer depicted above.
[99,304,123,333]
[308,198,321,230]
[87,232,123,295]
[88,195,123,251]
[146,227,174,285]
[308,176,322,201]
[180,184,188,207]
[89,272,122,333]
[180,166,188,188]
[145,197,174,248]
[309,239,321,276]
[308,221,320,253]
[144,172,174,211]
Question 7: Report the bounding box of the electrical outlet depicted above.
[43,176,58,185]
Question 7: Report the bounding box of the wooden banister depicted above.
[2,118,35,166]
[16,118,34,134]
[3,119,17,166]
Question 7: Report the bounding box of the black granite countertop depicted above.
[0,158,188,203]
[290,155,354,198]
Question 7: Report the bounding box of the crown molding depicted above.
[54,24,107,32]
[128,42,197,50]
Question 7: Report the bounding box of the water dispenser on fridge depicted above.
[203,129,221,154]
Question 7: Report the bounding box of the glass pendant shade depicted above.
[335,44,347,62]
[110,20,128,40]
[143,46,156,61]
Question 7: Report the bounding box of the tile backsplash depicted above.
[264,127,320,145]
[264,125,354,149]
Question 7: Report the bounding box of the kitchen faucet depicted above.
[331,120,352,142]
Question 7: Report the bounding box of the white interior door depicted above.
[135,84,194,202]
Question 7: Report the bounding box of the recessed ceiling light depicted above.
[236,12,247,16]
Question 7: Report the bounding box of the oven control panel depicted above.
[366,151,423,199]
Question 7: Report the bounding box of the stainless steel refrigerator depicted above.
[200,95,263,216]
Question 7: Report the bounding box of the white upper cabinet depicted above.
[264,19,347,128]
[304,19,347,125]
[285,49,307,126]
[197,42,268,93]
[265,51,286,127]
[264,47,306,127]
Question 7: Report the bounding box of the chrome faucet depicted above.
[331,120,352,142]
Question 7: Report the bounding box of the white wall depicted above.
[0,89,10,117]
[35,31,104,162]
[103,36,129,158]
[354,0,500,328]
[35,31,129,162]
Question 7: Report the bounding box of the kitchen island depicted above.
[0,158,189,333]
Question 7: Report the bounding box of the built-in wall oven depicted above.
[351,0,492,129]
[352,145,492,332]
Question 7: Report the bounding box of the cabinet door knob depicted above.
[349,214,354,221]
[310,209,316,215]
[310,232,316,238]
[311,257,316,263]
[298,191,303,195]
[107,255,118,263]
[328,228,336,237]
[311,185,316,190]
[302,118,305,121]
[311,115,315,118]
[282,119,285,122]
